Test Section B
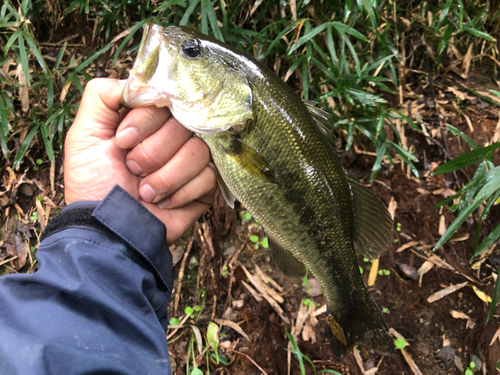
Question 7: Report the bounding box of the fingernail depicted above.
[157,197,171,209]
[126,159,143,175]
[139,184,157,203]
[116,128,140,148]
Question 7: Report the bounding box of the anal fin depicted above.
[347,175,393,260]
[268,234,306,278]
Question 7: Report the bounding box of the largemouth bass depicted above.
[121,22,394,356]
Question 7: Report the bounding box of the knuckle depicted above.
[184,137,210,161]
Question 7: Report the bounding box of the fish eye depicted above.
[181,39,201,59]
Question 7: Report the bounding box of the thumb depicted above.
[71,78,126,139]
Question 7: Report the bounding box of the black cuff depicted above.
[40,205,116,242]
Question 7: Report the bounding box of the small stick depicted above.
[173,236,195,316]
[0,256,18,267]
[226,349,268,375]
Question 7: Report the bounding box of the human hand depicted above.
[64,78,216,244]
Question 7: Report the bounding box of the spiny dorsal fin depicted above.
[304,100,336,146]
[211,162,235,209]
[347,175,393,260]
[224,136,279,185]
[268,234,306,278]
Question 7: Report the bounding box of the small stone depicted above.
[19,183,33,197]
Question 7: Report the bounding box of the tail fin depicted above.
[326,293,394,357]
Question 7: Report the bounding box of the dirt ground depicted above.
[1,43,499,375]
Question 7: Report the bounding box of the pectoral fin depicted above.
[347,175,393,259]
[268,234,306,278]
[225,137,279,185]
[211,163,236,209]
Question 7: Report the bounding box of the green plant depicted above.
[465,361,476,375]
[249,235,269,250]
[285,330,341,375]
[394,337,408,350]
[433,141,500,323]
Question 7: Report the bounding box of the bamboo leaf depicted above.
[487,273,500,324]
[433,143,500,175]
[447,124,479,150]
[13,123,40,169]
[40,122,54,163]
[435,172,500,249]
[180,0,201,26]
[288,23,329,55]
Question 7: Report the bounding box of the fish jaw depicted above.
[121,23,253,135]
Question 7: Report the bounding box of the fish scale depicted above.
[121,22,395,356]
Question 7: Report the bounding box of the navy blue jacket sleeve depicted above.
[0,185,174,374]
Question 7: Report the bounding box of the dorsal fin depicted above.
[347,175,393,259]
[304,100,336,145]
[268,234,306,278]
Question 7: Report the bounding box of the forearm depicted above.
[0,185,174,374]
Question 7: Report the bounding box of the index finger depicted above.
[72,78,126,137]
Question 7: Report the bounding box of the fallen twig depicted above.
[173,236,195,316]
[226,349,268,375]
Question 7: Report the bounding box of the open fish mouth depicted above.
[120,21,173,108]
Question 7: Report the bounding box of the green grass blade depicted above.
[13,123,40,169]
[18,33,31,87]
[438,0,453,27]
[112,20,149,65]
[285,331,308,375]
[180,0,201,26]
[463,25,494,41]
[21,30,49,74]
[264,19,302,58]
[200,0,208,34]
[4,30,21,56]
[434,172,500,249]
[55,43,67,69]
[388,140,419,178]
[331,21,370,42]
[75,43,113,73]
[205,0,224,41]
[433,143,500,175]
[472,221,500,259]
[288,23,329,55]
[438,22,454,55]
[446,124,479,150]
[487,271,500,324]
[370,142,387,182]
[154,0,185,13]
[40,122,54,163]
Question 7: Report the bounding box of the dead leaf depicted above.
[215,318,251,341]
[401,348,423,375]
[396,241,419,253]
[368,257,379,287]
[450,310,469,320]
[438,215,446,235]
[490,327,500,346]
[472,285,491,303]
[387,196,397,220]
[4,232,28,270]
[427,282,468,303]
[16,64,29,112]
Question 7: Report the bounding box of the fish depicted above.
[121,21,395,356]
